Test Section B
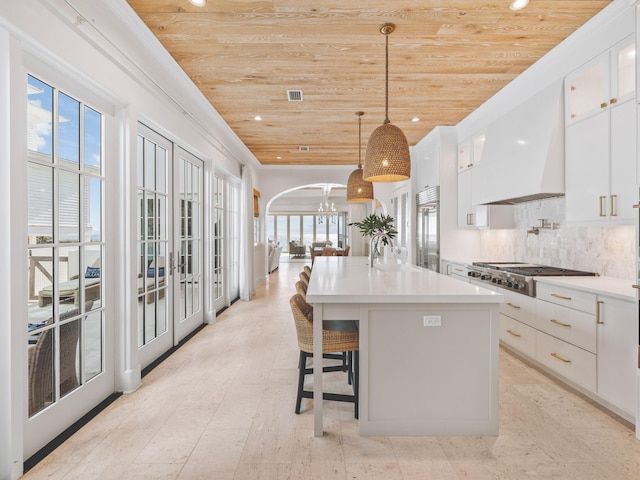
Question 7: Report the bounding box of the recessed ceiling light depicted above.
[254,116,262,121]
[411,117,420,122]
[276,156,282,160]
[189,0,206,6]
[510,0,529,11]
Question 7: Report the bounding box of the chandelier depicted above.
[317,186,338,224]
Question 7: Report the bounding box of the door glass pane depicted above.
[28,326,54,416]
[84,310,102,382]
[86,176,101,242]
[137,132,169,348]
[59,318,80,399]
[27,75,53,161]
[84,106,102,171]
[28,163,53,244]
[58,92,80,166]
[568,61,606,120]
[617,43,635,99]
[59,170,80,243]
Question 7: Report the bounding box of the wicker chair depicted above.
[295,280,308,302]
[321,247,337,256]
[299,270,310,287]
[289,293,359,418]
[303,265,312,276]
[28,303,92,416]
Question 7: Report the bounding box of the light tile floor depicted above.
[22,262,640,479]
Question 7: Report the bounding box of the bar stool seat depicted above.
[289,293,359,418]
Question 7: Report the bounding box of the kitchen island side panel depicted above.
[358,304,500,436]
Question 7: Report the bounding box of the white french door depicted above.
[137,126,204,368]
[136,126,173,368]
[173,147,204,342]
[25,74,114,458]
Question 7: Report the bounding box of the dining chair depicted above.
[321,247,337,256]
[289,293,359,418]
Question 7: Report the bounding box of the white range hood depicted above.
[472,80,565,205]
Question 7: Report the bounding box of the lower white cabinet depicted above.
[596,295,637,417]
[500,315,536,359]
[536,330,597,391]
[500,280,636,423]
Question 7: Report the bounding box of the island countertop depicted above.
[306,256,504,304]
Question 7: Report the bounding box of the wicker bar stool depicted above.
[295,280,307,301]
[289,293,359,418]
[303,265,312,276]
[299,270,310,287]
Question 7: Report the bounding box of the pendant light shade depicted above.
[347,111,374,203]
[364,23,411,183]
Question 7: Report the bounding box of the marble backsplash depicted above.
[478,197,637,281]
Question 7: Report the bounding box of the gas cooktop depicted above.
[469,262,597,296]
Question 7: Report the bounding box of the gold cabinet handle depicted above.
[467,213,473,226]
[550,293,572,301]
[550,319,571,327]
[632,284,640,289]
[599,196,606,216]
[610,195,617,216]
[610,97,617,104]
[633,204,640,209]
[600,102,608,108]
[551,352,571,363]
[506,302,521,309]
[596,300,604,324]
[506,329,521,338]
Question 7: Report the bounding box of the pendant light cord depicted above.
[358,113,362,168]
[384,33,390,125]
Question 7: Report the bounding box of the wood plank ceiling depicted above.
[126,0,611,167]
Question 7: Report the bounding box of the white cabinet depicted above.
[565,97,637,224]
[565,36,637,225]
[413,141,439,192]
[457,133,485,172]
[458,169,514,229]
[565,36,635,126]
[499,290,536,359]
[596,296,637,418]
[535,283,598,392]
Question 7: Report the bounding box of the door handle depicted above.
[599,196,606,217]
[610,195,617,216]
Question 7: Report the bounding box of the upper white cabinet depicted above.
[457,132,485,172]
[565,36,637,225]
[414,141,439,192]
[565,79,637,225]
[565,36,635,126]
[457,169,514,229]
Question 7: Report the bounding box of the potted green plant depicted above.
[349,213,397,257]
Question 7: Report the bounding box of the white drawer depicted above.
[535,331,596,392]
[499,290,535,327]
[536,300,596,353]
[536,282,596,314]
[499,314,536,359]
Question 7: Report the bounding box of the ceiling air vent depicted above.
[287,90,303,102]
[299,146,310,152]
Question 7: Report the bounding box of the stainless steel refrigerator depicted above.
[415,186,439,272]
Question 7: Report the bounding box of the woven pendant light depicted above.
[363,23,410,183]
[347,111,374,202]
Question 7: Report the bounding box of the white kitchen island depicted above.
[305,256,504,437]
